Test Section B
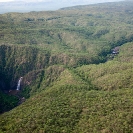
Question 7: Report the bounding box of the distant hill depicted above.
[0,0,124,14]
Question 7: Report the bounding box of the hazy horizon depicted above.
[0,0,124,14]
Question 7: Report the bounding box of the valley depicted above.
[1,1,133,132]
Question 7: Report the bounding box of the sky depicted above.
[0,0,123,3]
[0,0,124,13]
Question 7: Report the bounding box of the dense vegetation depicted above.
[1,1,133,65]
[1,1,133,132]
[0,90,19,113]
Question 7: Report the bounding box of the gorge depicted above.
[1,1,133,132]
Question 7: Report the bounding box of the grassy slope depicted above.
[0,76,133,132]
[76,42,133,91]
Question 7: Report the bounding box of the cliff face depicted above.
[0,45,48,112]
[0,45,50,91]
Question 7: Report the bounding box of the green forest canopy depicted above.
[1,1,133,132]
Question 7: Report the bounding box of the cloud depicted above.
[14,0,53,2]
[0,0,14,2]
[0,0,52,2]
[0,0,123,2]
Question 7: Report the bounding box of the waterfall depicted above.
[16,77,23,91]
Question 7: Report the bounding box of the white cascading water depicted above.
[16,77,23,91]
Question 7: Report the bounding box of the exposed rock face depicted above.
[112,46,120,54]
